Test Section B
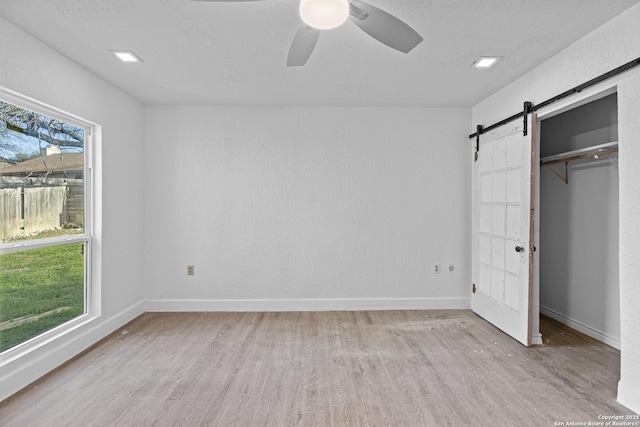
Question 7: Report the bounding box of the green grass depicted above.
[0,239,85,352]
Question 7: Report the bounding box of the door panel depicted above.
[472,117,538,346]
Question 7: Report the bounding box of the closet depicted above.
[539,92,620,349]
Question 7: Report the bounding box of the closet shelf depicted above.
[540,141,618,184]
[540,141,618,165]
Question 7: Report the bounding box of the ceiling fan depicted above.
[190,0,423,66]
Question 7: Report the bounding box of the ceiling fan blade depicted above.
[287,25,320,67]
[349,0,423,53]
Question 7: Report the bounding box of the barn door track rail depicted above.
[469,56,640,158]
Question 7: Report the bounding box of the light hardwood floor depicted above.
[0,310,635,426]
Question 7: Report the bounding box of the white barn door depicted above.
[472,113,540,347]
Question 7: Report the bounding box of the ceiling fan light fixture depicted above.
[299,0,350,30]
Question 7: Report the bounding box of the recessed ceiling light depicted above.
[109,50,143,63]
[473,56,502,69]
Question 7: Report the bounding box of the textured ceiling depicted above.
[1,0,638,106]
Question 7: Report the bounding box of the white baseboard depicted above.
[0,301,144,402]
[539,305,620,350]
[531,332,543,346]
[618,380,640,414]
[144,297,471,312]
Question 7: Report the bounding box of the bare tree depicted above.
[0,101,84,158]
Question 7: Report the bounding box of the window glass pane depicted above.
[0,243,86,352]
[0,93,90,355]
[0,100,84,243]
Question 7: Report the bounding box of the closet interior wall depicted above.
[539,93,620,348]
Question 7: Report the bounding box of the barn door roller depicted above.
[523,101,533,136]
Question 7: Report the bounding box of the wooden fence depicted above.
[0,179,82,242]
[0,187,21,241]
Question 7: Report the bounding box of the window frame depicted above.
[0,86,97,358]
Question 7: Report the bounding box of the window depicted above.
[0,89,94,353]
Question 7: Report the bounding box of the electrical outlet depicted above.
[434,264,441,274]
[187,265,194,276]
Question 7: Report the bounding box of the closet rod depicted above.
[469,56,640,140]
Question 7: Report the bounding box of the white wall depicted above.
[472,3,640,413]
[539,95,620,348]
[0,17,145,400]
[144,106,471,311]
